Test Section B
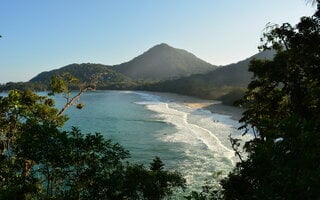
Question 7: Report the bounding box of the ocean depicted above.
[1,90,250,194]
[56,91,251,190]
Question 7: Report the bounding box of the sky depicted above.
[0,0,316,83]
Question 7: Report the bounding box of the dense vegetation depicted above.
[0,82,185,199]
[0,82,47,92]
[187,2,320,199]
[2,2,319,200]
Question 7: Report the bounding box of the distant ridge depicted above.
[30,63,135,89]
[30,63,109,83]
[139,50,275,102]
[112,43,217,80]
[13,44,275,106]
[197,49,276,87]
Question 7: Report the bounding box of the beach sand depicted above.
[142,91,244,121]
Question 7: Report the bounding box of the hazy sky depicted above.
[0,0,316,83]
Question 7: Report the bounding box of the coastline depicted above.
[140,91,244,121]
[1,90,244,121]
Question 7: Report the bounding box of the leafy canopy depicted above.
[186,3,320,200]
[221,4,320,200]
[0,77,185,199]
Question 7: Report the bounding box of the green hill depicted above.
[25,43,218,90]
[29,63,136,89]
[138,50,275,104]
[1,44,274,106]
[112,43,217,81]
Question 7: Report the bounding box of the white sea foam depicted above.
[132,92,253,187]
[146,103,234,160]
[126,91,161,103]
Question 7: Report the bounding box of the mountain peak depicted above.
[113,43,216,80]
[146,43,174,53]
[157,43,170,46]
[153,43,171,48]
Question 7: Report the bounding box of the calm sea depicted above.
[1,90,250,193]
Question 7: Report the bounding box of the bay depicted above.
[56,91,250,190]
[1,90,251,193]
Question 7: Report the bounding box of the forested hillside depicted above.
[29,63,137,89]
[1,46,274,106]
[112,43,216,81]
[138,50,274,104]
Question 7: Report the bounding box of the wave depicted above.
[143,101,237,187]
[145,102,235,160]
[132,91,252,188]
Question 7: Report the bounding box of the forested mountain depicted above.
[29,63,136,89]
[112,43,217,80]
[139,50,275,103]
[11,43,217,91]
[1,44,273,106]
[206,49,275,86]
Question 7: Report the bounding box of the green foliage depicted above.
[0,82,47,92]
[0,90,67,199]
[219,6,320,200]
[57,127,131,199]
[124,158,186,200]
[0,89,185,199]
[150,156,165,171]
[219,87,246,106]
[49,73,78,94]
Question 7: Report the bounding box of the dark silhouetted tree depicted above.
[220,4,320,200]
[186,2,320,200]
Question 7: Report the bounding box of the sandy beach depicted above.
[143,91,245,121]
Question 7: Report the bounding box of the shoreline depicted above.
[1,90,245,121]
[140,91,244,121]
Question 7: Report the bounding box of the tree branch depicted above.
[57,85,93,117]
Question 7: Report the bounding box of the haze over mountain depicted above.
[139,49,275,103]
[112,43,217,80]
[186,49,275,87]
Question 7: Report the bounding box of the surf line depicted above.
[154,102,236,163]
[182,112,235,159]
[133,91,236,163]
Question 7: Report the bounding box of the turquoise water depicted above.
[60,91,184,166]
[1,90,251,193]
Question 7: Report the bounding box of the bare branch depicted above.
[57,85,94,116]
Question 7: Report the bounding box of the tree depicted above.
[0,78,185,199]
[0,90,66,199]
[123,157,186,200]
[219,4,320,200]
